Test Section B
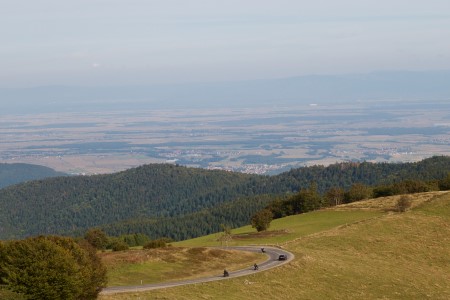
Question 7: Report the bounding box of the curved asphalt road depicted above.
[101,246,294,295]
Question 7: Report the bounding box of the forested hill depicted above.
[272,155,450,192]
[0,156,449,240]
[0,163,66,189]
[0,165,259,239]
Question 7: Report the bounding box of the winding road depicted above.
[101,246,294,295]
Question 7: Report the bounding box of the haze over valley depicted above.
[2,1,450,175]
[1,95,449,175]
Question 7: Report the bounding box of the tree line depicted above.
[0,156,449,240]
[251,174,450,231]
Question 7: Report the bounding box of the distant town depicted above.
[1,100,449,175]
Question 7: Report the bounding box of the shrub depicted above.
[251,209,273,232]
[392,180,430,194]
[84,228,108,250]
[120,233,151,247]
[439,173,450,191]
[0,236,106,300]
[345,183,373,203]
[143,238,172,249]
[108,238,129,251]
[396,195,413,212]
[373,185,396,198]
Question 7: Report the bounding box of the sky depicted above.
[1,0,450,88]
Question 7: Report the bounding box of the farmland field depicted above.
[1,100,449,175]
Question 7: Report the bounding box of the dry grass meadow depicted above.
[101,247,265,287]
[99,191,450,299]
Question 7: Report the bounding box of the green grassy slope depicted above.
[175,210,383,247]
[99,191,450,300]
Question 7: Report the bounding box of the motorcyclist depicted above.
[253,263,259,270]
[223,269,229,277]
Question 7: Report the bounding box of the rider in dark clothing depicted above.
[223,269,229,277]
[254,263,259,270]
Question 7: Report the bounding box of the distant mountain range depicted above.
[0,163,66,189]
[1,70,449,113]
[0,156,449,241]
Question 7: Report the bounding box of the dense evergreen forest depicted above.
[0,156,449,241]
[0,163,66,189]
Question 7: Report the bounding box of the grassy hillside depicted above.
[99,191,450,299]
[175,210,383,247]
[0,156,449,240]
[101,247,266,287]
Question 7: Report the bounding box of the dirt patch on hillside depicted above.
[332,191,448,212]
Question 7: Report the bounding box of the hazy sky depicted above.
[1,0,450,87]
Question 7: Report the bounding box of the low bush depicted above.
[396,195,413,212]
[143,238,173,249]
[108,238,129,251]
